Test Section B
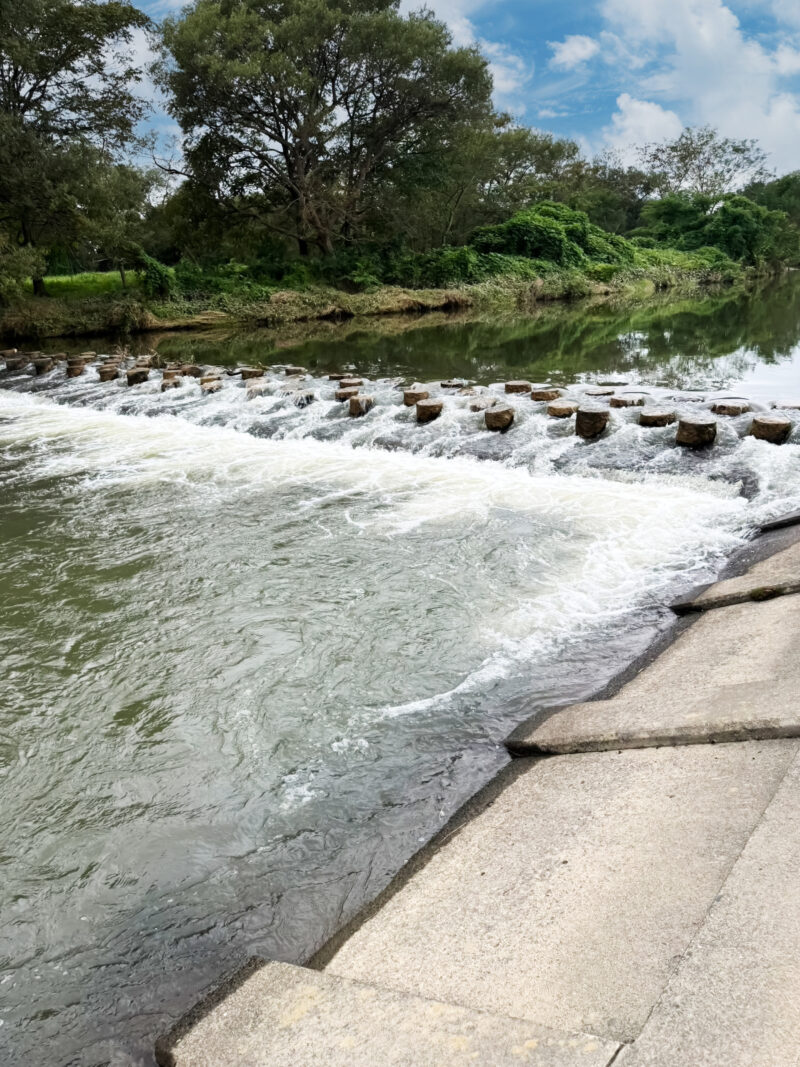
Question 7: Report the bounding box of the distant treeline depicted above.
[2,0,800,305]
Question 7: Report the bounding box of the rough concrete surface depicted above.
[164,961,619,1067]
[508,593,800,754]
[618,750,800,1067]
[323,742,797,1043]
[673,538,800,613]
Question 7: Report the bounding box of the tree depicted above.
[0,0,149,292]
[746,172,800,229]
[363,119,582,250]
[156,0,494,256]
[637,191,797,266]
[638,126,771,198]
[85,164,162,286]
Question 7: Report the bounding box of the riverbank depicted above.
[158,517,800,1066]
[0,261,750,343]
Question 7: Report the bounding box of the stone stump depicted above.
[201,379,222,394]
[610,394,647,408]
[290,390,316,407]
[575,406,610,439]
[182,364,205,378]
[676,414,717,448]
[284,366,305,376]
[485,405,514,431]
[33,357,54,375]
[161,378,181,391]
[98,365,119,382]
[127,367,149,386]
[639,409,676,427]
[65,362,85,378]
[584,386,614,397]
[749,415,792,444]
[505,380,532,394]
[335,386,361,402]
[349,395,374,417]
[711,399,750,416]
[403,386,429,406]
[469,397,495,412]
[246,380,272,400]
[416,398,443,423]
[340,377,363,388]
[531,387,562,402]
[328,373,348,381]
[547,401,579,418]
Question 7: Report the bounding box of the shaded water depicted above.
[3,277,800,1065]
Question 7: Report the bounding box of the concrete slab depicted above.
[618,749,800,1067]
[508,594,800,755]
[759,509,800,533]
[672,539,800,614]
[323,742,798,1043]
[160,961,619,1067]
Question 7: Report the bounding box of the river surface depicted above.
[2,277,800,1065]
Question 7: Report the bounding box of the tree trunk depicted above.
[32,275,46,296]
[119,265,127,289]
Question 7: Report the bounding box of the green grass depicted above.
[23,271,143,299]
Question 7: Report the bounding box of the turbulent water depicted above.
[3,279,800,1065]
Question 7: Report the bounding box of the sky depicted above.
[136,0,800,174]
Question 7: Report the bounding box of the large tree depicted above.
[0,0,149,293]
[638,126,771,198]
[157,0,495,256]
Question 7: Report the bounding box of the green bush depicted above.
[139,254,175,299]
[470,201,636,267]
[637,193,797,267]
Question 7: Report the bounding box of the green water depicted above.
[61,274,800,400]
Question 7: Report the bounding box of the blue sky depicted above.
[136,0,800,174]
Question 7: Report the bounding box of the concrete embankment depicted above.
[158,522,800,1067]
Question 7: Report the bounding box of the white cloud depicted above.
[600,0,800,172]
[400,0,530,113]
[603,93,683,162]
[480,39,533,113]
[548,35,600,70]
[769,0,800,29]
[775,45,800,76]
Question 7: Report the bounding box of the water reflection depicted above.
[55,275,800,399]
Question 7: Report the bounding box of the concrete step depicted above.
[618,748,800,1066]
[158,960,619,1066]
[671,539,800,614]
[507,593,800,755]
[322,742,797,1044]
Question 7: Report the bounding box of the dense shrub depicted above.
[138,254,175,299]
[636,193,797,267]
[470,201,636,266]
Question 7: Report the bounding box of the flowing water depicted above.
[3,277,800,1065]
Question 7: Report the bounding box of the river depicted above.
[2,277,800,1065]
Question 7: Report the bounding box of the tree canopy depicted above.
[157,0,494,255]
[0,0,150,290]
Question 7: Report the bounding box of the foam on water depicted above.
[0,389,750,671]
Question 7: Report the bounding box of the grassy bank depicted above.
[0,262,756,344]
